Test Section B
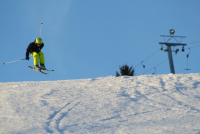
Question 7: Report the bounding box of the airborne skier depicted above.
[25,38,46,70]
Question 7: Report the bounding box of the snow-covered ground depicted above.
[0,73,200,134]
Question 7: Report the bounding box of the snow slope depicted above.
[0,73,200,134]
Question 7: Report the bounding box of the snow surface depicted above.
[0,73,200,134]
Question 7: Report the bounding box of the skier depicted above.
[25,38,46,70]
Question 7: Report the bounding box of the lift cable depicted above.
[185,45,200,49]
[188,41,200,45]
[133,48,160,69]
[141,56,170,75]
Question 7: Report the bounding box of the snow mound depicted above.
[0,73,200,134]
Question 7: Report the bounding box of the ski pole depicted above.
[40,22,43,38]
[2,59,25,65]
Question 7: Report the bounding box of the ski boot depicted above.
[40,64,46,70]
[34,65,41,71]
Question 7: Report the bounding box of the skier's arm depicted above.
[40,43,44,49]
[25,44,31,60]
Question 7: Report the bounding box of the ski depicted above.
[43,69,54,71]
[28,66,49,75]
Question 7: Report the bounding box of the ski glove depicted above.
[26,57,30,60]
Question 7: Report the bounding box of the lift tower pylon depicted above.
[159,29,187,74]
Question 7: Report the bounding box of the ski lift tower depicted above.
[159,29,187,74]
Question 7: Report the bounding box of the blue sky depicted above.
[1,0,200,82]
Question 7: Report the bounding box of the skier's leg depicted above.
[38,52,45,65]
[31,52,39,66]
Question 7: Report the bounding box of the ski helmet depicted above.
[35,38,43,44]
